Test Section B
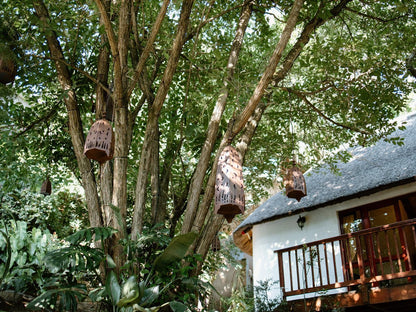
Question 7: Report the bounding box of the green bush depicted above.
[1,189,88,238]
[0,220,59,294]
[27,227,201,311]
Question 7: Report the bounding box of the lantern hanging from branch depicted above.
[284,161,307,202]
[0,47,16,84]
[215,146,245,223]
[40,177,51,196]
[84,118,114,163]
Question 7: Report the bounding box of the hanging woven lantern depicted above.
[284,161,307,202]
[40,178,51,196]
[215,146,245,223]
[0,48,16,84]
[84,119,114,163]
[211,234,221,252]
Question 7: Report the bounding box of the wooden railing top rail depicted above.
[274,218,416,254]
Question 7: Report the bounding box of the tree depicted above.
[0,0,415,272]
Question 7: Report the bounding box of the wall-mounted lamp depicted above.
[297,215,306,230]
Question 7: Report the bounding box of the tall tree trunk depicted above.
[150,124,160,225]
[33,0,102,229]
[188,0,304,238]
[231,0,304,136]
[94,0,132,268]
[96,0,112,227]
[181,1,253,234]
[195,101,268,258]
[131,0,195,239]
[193,0,355,262]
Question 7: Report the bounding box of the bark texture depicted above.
[33,0,102,229]
[131,0,195,239]
[181,1,254,234]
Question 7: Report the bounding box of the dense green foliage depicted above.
[0,220,58,294]
[1,0,414,206]
[26,227,202,311]
[0,0,416,310]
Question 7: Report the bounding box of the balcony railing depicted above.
[275,219,416,298]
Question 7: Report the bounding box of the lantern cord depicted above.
[46,123,51,179]
[289,94,295,163]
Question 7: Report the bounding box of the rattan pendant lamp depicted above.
[214,145,245,223]
[284,100,307,202]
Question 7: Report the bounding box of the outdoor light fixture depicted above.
[297,215,306,230]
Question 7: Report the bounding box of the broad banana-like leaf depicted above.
[105,270,120,305]
[152,232,197,273]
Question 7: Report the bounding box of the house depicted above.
[233,112,416,311]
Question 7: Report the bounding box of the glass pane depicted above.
[368,205,400,274]
[368,205,396,227]
[342,211,362,233]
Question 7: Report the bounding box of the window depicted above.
[338,193,416,283]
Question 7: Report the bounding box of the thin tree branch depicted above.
[24,53,112,99]
[344,6,409,23]
[284,87,370,135]
[15,104,59,137]
[93,0,118,56]
[231,0,304,137]
[273,0,353,85]
[127,0,170,99]
[185,0,248,41]
[181,1,253,234]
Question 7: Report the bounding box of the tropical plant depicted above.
[0,188,88,238]
[27,227,200,311]
[1,0,415,279]
[0,220,58,295]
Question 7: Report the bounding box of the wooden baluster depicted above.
[385,230,394,274]
[402,225,412,271]
[332,241,338,283]
[309,246,315,288]
[317,244,322,286]
[393,229,403,273]
[278,251,285,297]
[356,235,365,282]
[324,242,330,285]
[346,237,355,281]
[295,249,300,291]
[303,247,308,289]
[289,250,293,292]
[376,231,384,276]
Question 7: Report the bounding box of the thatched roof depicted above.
[234,112,416,254]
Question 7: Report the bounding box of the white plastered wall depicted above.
[252,182,416,302]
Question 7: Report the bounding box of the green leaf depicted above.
[89,286,106,302]
[66,227,118,245]
[117,276,140,308]
[106,254,117,269]
[105,270,120,305]
[169,301,191,312]
[140,285,160,307]
[27,285,86,311]
[44,245,104,273]
[152,232,197,273]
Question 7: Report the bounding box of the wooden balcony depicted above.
[275,219,416,309]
